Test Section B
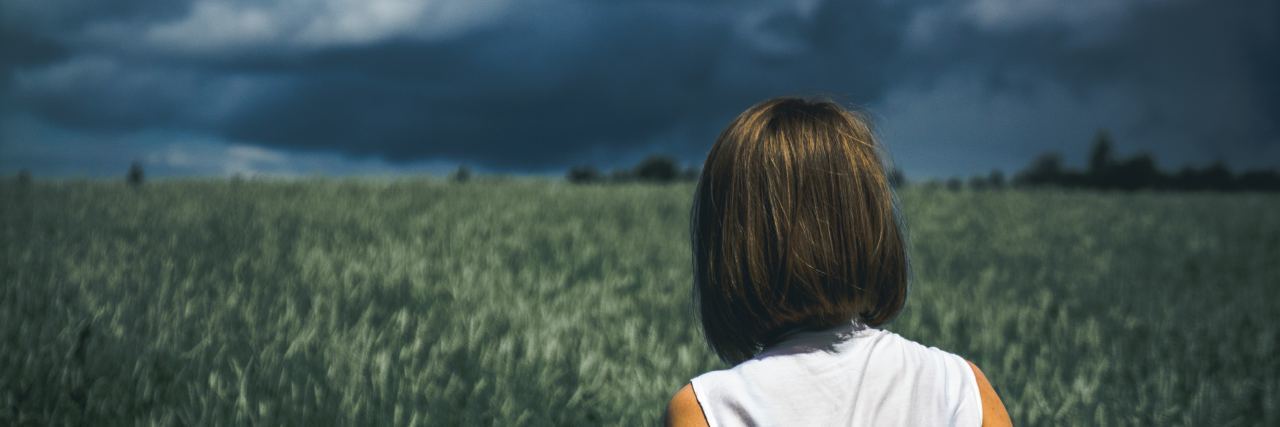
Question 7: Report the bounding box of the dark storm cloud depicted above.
[895,0,1280,160]
[2,0,1277,174]
[214,14,736,167]
[0,28,66,85]
[0,0,183,78]
[212,0,911,168]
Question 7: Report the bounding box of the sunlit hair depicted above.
[691,96,908,364]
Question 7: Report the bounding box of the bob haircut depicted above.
[691,96,908,364]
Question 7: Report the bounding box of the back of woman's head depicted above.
[691,96,908,364]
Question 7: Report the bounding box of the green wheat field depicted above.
[2,179,1277,425]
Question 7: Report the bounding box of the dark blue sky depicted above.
[2,0,1277,178]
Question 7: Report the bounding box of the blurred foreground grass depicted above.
[2,179,1277,425]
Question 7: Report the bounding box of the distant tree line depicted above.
[1007,130,1280,192]
[566,155,698,184]
[911,130,1280,192]
[10,163,148,187]
[9,132,1278,193]
[562,133,1280,192]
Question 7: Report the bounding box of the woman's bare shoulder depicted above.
[967,361,1013,427]
[665,383,709,427]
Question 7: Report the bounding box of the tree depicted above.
[1111,153,1160,191]
[127,162,145,187]
[889,168,907,188]
[451,165,472,183]
[633,155,678,182]
[1087,130,1119,189]
[1200,161,1234,191]
[566,165,602,184]
[987,169,1005,189]
[1239,169,1280,192]
[1088,130,1114,175]
[1172,167,1202,191]
[1015,152,1064,187]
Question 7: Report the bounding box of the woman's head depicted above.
[691,96,908,364]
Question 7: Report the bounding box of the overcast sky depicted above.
[1,0,1276,178]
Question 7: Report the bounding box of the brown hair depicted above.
[691,96,908,364]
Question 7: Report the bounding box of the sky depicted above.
[1,0,1277,179]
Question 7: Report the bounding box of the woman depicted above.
[667,97,1011,426]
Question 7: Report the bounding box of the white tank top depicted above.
[690,322,982,426]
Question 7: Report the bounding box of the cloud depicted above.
[145,140,460,177]
[10,54,282,132]
[1,0,1277,177]
[0,28,68,81]
[131,0,512,54]
[883,0,1280,175]
[961,0,1146,33]
[877,71,1146,177]
[142,1,280,52]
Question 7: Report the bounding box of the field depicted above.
[2,179,1278,425]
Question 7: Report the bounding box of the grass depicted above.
[2,179,1277,425]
